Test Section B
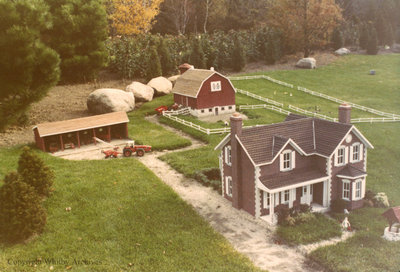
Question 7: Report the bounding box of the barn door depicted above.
[215,107,219,115]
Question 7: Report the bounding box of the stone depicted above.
[168,75,180,86]
[147,76,173,96]
[126,81,154,102]
[392,44,400,53]
[295,58,316,69]
[87,88,135,114]
[373,192,390,208]
[335,48,351,56]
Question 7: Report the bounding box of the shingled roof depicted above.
[337,165,367,178]
[238,117,353,165]
[172,69,217,97]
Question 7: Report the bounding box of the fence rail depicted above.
[163,107,190,116]
[288,105,338,122]
[229,75,294,88]
[239,104,291,115]
[236,88,283,107]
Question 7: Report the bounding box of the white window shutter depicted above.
[359,144,364,161]
[352,181,356,200]
[224,147,227,164]
[362,179,366,198]
[279,154,284,171]
[344,147,349,164]
[334,149,339,167]
[349,146,354,163]
[225,177,228,194]
[291,151,296,169]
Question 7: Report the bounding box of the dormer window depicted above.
[211,81,221,92]
[280,150,295,171]
[350,143,363,163]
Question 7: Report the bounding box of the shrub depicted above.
[231,36,246,71]
[373,192,390,208]
[359,24,369,50]
[298,204,312,214]
[332,28,344,50]
[194,168,221,192]
[366,27,378,55]
[189,38,206,69]
[0,177,47,243]
[17,147,54,197]
[295,212,316,224]
[277,206,291,225]
[157,38,175,76]
[4,171,19,184]
[146,46,162,81]
[331,199,348,213]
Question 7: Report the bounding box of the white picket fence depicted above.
[163,107,190,116]
[236,88,283,107]
[239,104,291,115]
[288,105,338,122]
[229,75,294,89]
[297,86,400,119]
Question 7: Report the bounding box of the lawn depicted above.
[159,54,400,271]
[0,147,262,272]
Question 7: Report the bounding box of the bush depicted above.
[189,38,206,69]
[231,36,246,71]
[332,28,344,50]
[146,46,162,81]
[157,38,175,76]
[359,24,369,50]
[367,27,378,55]
[295,212,316,224]
[0,177,47,243]
[194,168,221,192]
[331,199,348,213]
[373,192,390,208]
[17,147,54,197]
[277,206,291,225]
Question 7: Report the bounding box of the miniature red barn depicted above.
[216,104,374,224]
[33,111,129,152]
[172,68,236,117]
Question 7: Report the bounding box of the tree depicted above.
[0,0,60,131]
[268,0,343,57]
[159,0,194,35]
[189,38,206,69]
[43,0,108,83]
[332,28,344,50]
[146,46,162,80]
[231,36,246,71]
[157,38,175,75]
[18,147,54,198]
[359,24,369,50]
[109,0,164,36]
[0,176,47,243]
[367,27,378,55]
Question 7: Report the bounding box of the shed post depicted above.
[93,129,96,145]
[60,135,64,151]
[107,126,111,142]
[125,123,129,138]
[76,131,80,148]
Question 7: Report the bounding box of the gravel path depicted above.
[138,116,318,272]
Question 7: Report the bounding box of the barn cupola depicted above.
[338,103,352,124]
[230,112,243,209]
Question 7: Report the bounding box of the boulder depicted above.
[295,58,316,69]
[147,76,173,96]
[392,44,400,53]
[335,48,351,56]
[373,192,390,208]
[126,81,154,102]
[168,75,180,86]
[87,88,135,114]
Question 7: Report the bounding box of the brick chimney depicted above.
[178,63,193,74]
[230,113,242,209]
[338,103,352,124]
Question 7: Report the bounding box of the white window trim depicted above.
[335,146,348,167]
[263,191,270,209]
[281,190,290,204]
[350,143,363,163]
[280,150,295,172]
[353,179,363,200]
[211,81,222,92]
[225,145,232,166]
[342,179,351,201]
[226,176,232,197]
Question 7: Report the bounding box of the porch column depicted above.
[323,180,328,207]
[269,192,275,224]
[307,185,311,205]
[93,129,96,145]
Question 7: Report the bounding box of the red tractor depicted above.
[123,141,152,157]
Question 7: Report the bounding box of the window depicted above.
[201,109,205,113]
[355,179,362,199]
[211,81,222,92]
[225,145,232,166]
[337,147,345,165]
[263,192,270,208]
[209,108,212,112]
[351,143,362,163]
[281,190,290,204]
[226,176,232,197]
[221,107,225,110]
[302,186,307,197]
[280,150,295,171]
[228,106,232,110]
[342,180,350,200]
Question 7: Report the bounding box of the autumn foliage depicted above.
[111,0,164,35]
[268,0,342,57]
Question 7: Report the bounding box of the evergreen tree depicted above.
[359,24,369,50]
[146,46,162,81]
[367,27,378,55]
[231,36,246,72]
[189,38,206,69]
[157,38,175,76]
[43,0,108,83]
[332,28,344,50]
[202,36,218,69]
[18,147,54,198]
[0,0,60,131]
[264,31,282,65]
[0,177,47,243]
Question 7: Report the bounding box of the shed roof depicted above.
[382,207,400,224]
[33,111,129,137]
[172,69,217,97]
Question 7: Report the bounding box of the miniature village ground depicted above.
[0,54,399,271]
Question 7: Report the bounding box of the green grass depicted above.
[0,147,262,272]
[276,213,342,245]
[127,95,191,151]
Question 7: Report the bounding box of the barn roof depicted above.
[382,207,400,224]
[33,111,129,137]
[173,69,228,97]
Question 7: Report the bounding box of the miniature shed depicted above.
[172,68,236,117]
[33,111,129,152]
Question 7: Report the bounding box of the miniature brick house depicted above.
[172,68,236,117]
[215,104,373,224]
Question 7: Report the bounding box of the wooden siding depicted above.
[196,74,235,109]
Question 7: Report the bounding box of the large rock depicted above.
[335,48,351,56]
[168,75,180,86]
[126,81,154,102]
[87,88,135,114]
[147,76,173,96]
[295,58,316,69]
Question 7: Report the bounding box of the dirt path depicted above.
[138,116,318,272]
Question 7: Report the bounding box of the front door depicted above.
[301,185,313,205]
[215,107,219,115]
